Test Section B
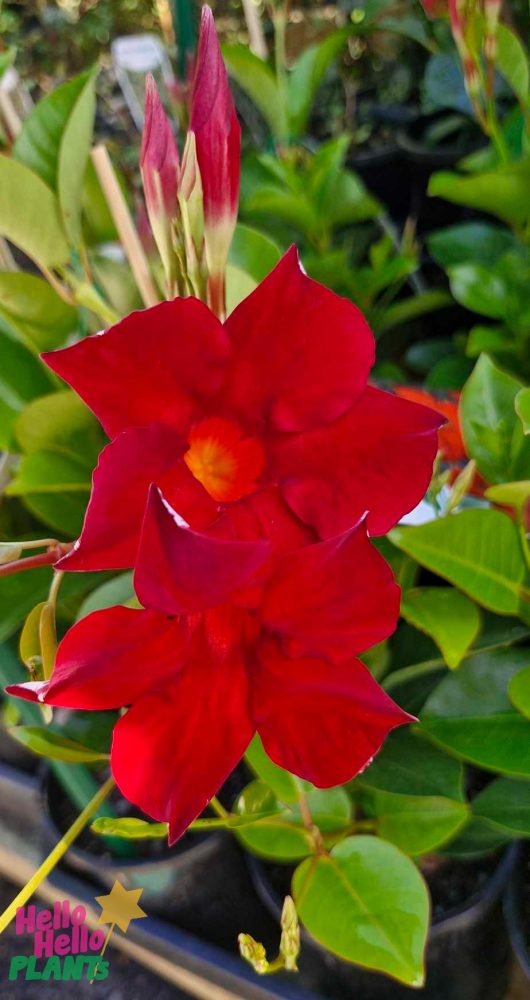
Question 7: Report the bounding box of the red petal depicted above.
[219,487,315,552]
[134,484,271,615]
[190,6,240,229]
[276,385,443,537]
[222,247,374,432]
[42,298,231,438]
[8,607,182,710]
[251,639,413,787]
[58,424,217,572]
[260,519,400,662]
[111,636,253,843]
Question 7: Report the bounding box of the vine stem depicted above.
[0,776,115,934]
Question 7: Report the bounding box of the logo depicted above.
[9,880,147,983]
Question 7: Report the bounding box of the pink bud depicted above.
[189,6,241,313]
[140,75,180,284]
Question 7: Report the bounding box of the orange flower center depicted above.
[184,417,265,503]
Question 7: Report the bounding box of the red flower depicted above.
[9,485,410,843]
[42,249,443,573]
[190,5,240,312]
[395,386,464,463]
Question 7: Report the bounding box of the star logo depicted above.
[95,880,147,934]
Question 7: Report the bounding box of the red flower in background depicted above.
[43,248,443,574]
[9,486,410,843]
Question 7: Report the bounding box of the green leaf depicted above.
[496,24,529,106]
[485,481,530,515]
[245,734,298,803]
[460,355,530,483]
[516,387,530,434]
[401,588,481,670]
[77,573,135,620]
[14,390,102,464]
[92,817,168,839]
[390,509,527,615]
[58,70,97,246]
[235,780,350,860]
[293,837,429,986]
[222,45,287,142]
[0,568,111,643]
[428,162,530,228]
[287,30,350,138]
[428,222,518,269]
[14,69,97,247]
[7,451,90,495]
[229,224,281,283]
[356,727,465,800]
[0,156,69,267]
[0,272,77,352]
[471,777,530,836]
[508,665,530,719]
[364,789,469,855]
[448,264,513,319]
[19,601,46,672]
[9,726,109,763]
[226,266,256,314]
[421,648,530,776]
[440,816,511,857]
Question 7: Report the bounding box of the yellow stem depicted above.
[0,776,115,934]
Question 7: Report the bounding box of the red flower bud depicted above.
[190,6,241,314]
[140,75,180,282]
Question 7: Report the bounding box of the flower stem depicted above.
[0,776,115,934]
[209,795,229,819]
[0,545,71,579]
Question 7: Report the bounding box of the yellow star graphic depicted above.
[95,880,147,934]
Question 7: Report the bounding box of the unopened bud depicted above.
[280,896,300,972]
[238,934,269,975]
[0,543,23,565]
[39,602,57,681]
[446,459,477,513]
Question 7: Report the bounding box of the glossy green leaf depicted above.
[14,69,97,247]
[357,727,465,800]
[235,780,350,860]
[508,665,530,719]
[364,789,468,855]
[229,224,281,283]
[0,567,110,643]
[245,734,298,803]
[516,387,530,434]
[20,491,88,538]
[428,222,518,269]
[485,481,530,515]
[226,265,256,314]
[390,510,526,614]
[471,777,530,836]
[0,156,69,267]
[9,726,109,763]
[222,45,287,142]
[293,837,429,986]
[57,70,97,245]
[287,30,350,138]
[15,390,102,464]
[496,24,529,106]
[0,272,77,352]
[460,355,530,483]
[428,162,530,228]
[401,587,480,670]
[448,264,512,319]
[421,648,530,776]
[77,573,135,620]
[7,451,90,495]
[440,816,511,857]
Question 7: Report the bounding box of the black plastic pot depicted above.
[41,767,277,953]
[247,845,518,1000]
[504,841,530,983]
[395,115,486,234]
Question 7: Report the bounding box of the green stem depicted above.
[209,795,229,819]
[0,776,115,933]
